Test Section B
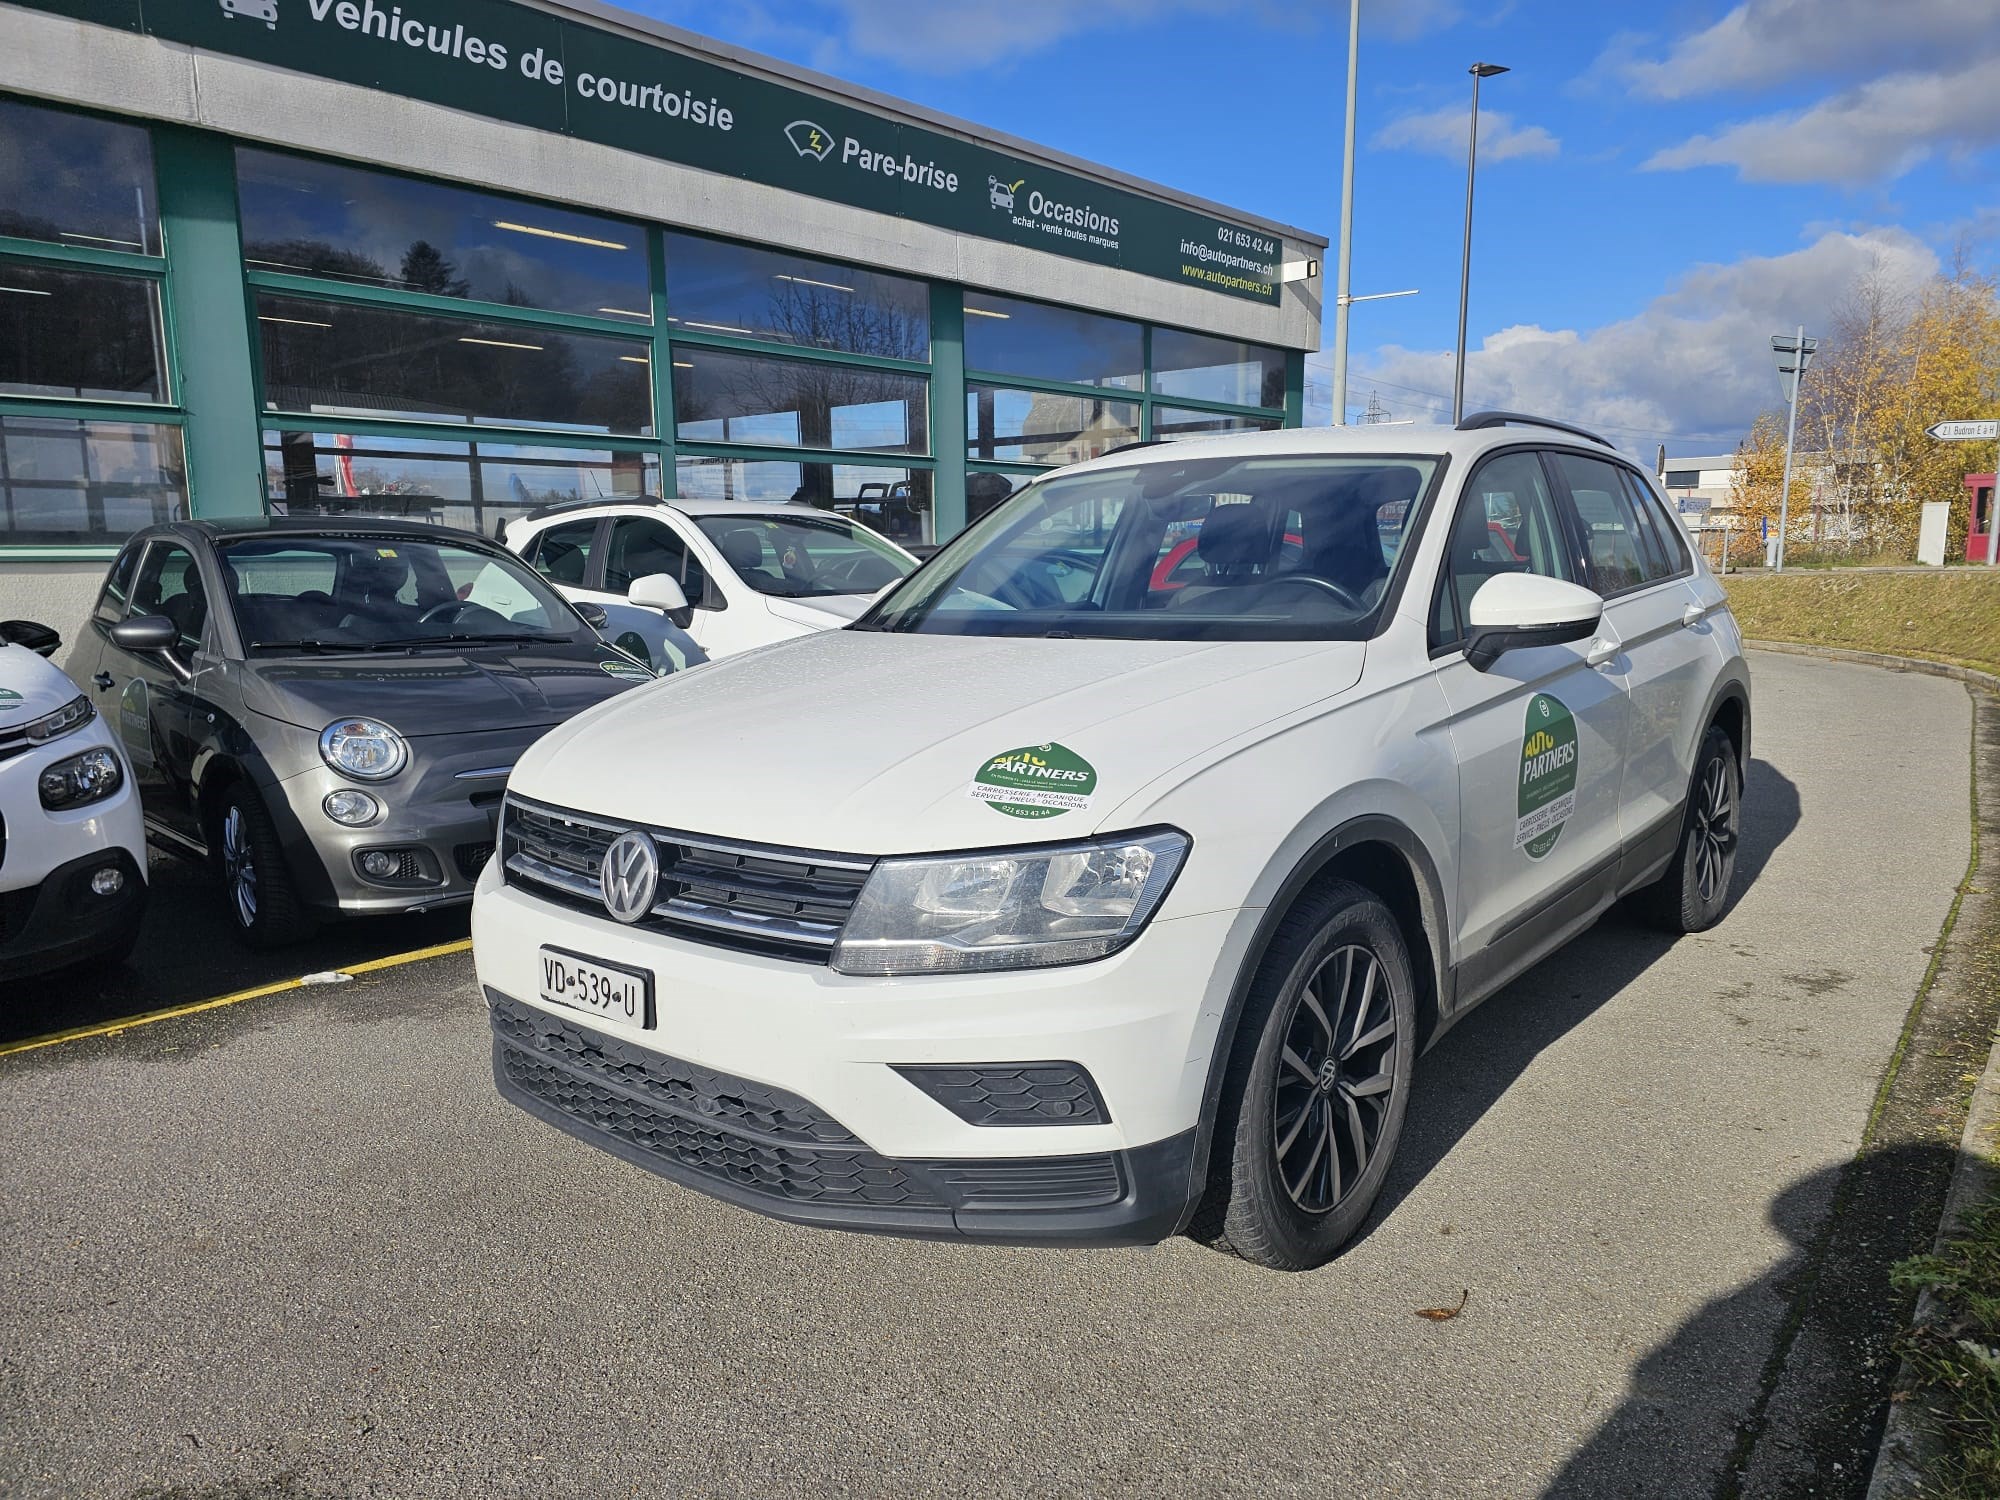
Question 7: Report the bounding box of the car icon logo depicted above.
[785,121,836,162]
[989,176,1022,211]
[218,0,278,27]
[599,830,659,924]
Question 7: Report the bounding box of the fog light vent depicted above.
[893,1063,1109,1127]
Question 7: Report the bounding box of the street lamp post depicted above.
[1453,62,1508,425]
[1330,0,1361,425]
[1770,328,1817,572]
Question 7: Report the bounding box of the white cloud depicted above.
[1613,0,1994,100]
[1644,56,2000,185]
[1323,229,1940,451]
[1374,105,1559,163]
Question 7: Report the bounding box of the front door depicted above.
[1428,450,1632,976]
[99,540,210,845]
[600,515,713,669]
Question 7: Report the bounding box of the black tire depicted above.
[1191,879,1417,1271]
[1633,725,1741,934]
[214,783,316,949]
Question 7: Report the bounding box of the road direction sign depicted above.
[1925,420,2000,441]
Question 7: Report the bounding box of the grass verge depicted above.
[1889,1202,2000,1499]
[1723,570,2000,680]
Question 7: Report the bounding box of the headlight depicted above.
[831,829,1188,976]
[319,717,408,781]
[21,694,94,745]
[39,745,123,810]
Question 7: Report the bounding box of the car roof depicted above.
[517,496,831,526]
[165,515,507,546]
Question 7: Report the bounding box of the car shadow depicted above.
[0,847,468,1047]
[1366,757,1802,1232]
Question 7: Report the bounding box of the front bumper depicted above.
[0,847,147,981]
[473,870,1243,1246]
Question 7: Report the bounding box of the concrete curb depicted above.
[1745,638,2000,694]
[1857,657,2000,1500]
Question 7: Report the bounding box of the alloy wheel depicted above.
[1273,944,1401,1215]
[1692,754,1737,905]
[222,804,259,928]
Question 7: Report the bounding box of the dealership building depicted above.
[0,0,1325,632]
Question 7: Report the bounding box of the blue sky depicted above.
[622,0,1998,456]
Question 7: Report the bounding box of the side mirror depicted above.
[573,601,609,629]
[107,613,193,681]
[628,573,694,630]
[0,619,61,657]
[1463,574,1603,672]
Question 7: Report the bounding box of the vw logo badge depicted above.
[599,830,659,924]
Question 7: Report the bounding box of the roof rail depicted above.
[1102,439,1168,456]
[1456,410,1614,449]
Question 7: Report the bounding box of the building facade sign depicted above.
[16,0,1284,303]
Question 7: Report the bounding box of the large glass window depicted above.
[965,469,1035,525]
[1154,407,1280,443]
[0,98,159,254]
[673,348,926,454]
[1,265,166,402]
[255,294,653,433]
[967,385,1139,465]
[236,150,649,322]
[263,429,657,535]
[663,234,928,360]
[676,458,933,547]
[1151,328,1285,408]
[963,292,1142,389]
[0,416,186,544]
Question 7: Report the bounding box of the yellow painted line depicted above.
[0,938,473,1059]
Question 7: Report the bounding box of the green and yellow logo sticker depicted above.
[1516,694,1579,859]
[0,688,21,705]
[600,660,653,682]
[970,742,1097,820]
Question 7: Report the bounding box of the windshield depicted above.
[694,513,914,599]
[218,534,581,650]
[860,453,1439,640]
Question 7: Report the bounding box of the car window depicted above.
[1432,451,1574,645]
[1620,468,1692,577]
[525,517,599,588]
[864,455,1436,642]
[129,543,209,651]
[94,541,142,623]
[604,517,712,605]
[1555,452,1664,595]
[694,513,913,600]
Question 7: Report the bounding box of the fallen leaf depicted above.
[1416,1290,1469,1322]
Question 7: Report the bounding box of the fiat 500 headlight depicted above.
[831,829,1189,976]
[319,717,409,781]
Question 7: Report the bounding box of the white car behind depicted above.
[0,619,147,980]
[504,500,918,670]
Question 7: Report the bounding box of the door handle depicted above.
[1682,603,1706,628]
[92,672,114,690]
[1586,638,1620,669]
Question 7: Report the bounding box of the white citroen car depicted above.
[504,499,918,671]
[1,619,147,981]
[473,416,1750,1271]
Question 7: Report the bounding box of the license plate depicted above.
[538,946,653,1030]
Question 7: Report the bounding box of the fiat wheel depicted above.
[214,784,315,949]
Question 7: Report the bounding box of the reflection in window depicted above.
[256,294,654,433]
[1153,407,1280,443]
[963,292,1141,389]
[1151,328,1285,408]
[236,149,649,321]
[967,385,1139,465]
[965,469,1034,524]
[0,98,159,255]
[664,234,928,359]
[676,458,934,546]
[263,429,657,537]
[0,265,166,402]
[0,416,185,544]
[673,348,927,454]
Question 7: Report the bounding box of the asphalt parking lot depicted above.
[0,650,1981,1500]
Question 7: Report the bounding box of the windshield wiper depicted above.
[365,632,562,650]
[249,639,372,653]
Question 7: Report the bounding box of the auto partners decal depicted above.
[970,743,1097,820]
[1516,694,1579,859]
[0,687,20,704]
[600,659,654,682]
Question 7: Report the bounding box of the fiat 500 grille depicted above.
[499,795,873,963]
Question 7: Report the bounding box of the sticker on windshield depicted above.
[970,742,1098,820]
[600,660,653,683]
[1516,694,1579,859]
[0,688,21,704]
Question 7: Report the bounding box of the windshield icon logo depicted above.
[599,830,659,924]
[219,0,278,27]
[785,121,836,162]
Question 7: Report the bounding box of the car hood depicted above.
[511,630,1366,853]
[761,593,873,629]
[241,641,650,737]
[0,643,87,727]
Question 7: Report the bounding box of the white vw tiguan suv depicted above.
[473,416,1750,1270]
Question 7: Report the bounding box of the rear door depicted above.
[1548,451,1712,848]
[1429,449,1631,976]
